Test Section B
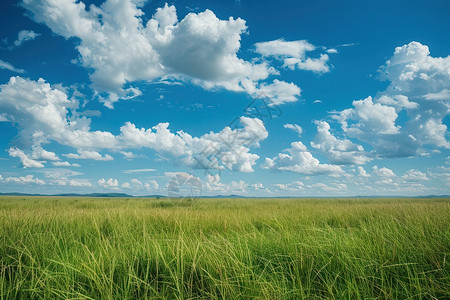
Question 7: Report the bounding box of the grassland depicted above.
[0,196,449,299]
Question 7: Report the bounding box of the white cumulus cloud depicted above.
[331,42,450,157]
[21,0,302,107]
[402,169,429,181]
[310,121,371,165]
[98,178,119,189]
[357,166,370,178]
[0,76,268,172]
[373,166,396,177]
[263,141,343,175]
[5,175,45,185]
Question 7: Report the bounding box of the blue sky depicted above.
[0,0,449,196]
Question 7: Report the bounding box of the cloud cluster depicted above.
[8,147,44,168]
[97,178,119,189]
[351,165,434,195]
[0,76,267,172]
[271,165,435,196]
[265,41,449,176]
[7,145,82,168]
[120,115,268,172]
[3,175,45,185]
[64,150,114,161]
[21,0,313,106]
[263,41,449,176]
[263,141,343,175]
[68,179,92,187]
[122,178,159,191]
[310,121,371,165]
[332,42,449,158]
[273,180,347,194]
[204,174,267,194]
[369,166,430,193]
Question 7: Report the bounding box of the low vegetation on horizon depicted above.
[1,196,449,299]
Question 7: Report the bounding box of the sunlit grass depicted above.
[1,196,449,299]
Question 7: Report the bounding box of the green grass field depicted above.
[0,196,449,299]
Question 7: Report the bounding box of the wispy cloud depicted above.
[14,30,40,47]
[0,60,24,73]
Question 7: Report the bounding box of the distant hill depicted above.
[0,192,43,196]
[0,192,448,198]
[56,193,134,198]
[204,194,244,198]
[0,192,134,198]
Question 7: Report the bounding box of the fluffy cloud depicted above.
[5,175,45,185]
[273,180,347,194]
[273,180,304,191]
[382,42,450,95]
[255,39,330,73]
[146,180,159,191]
[336,96,400,136]
[373,166,396,177]
[249,182,266,191]
[8,147,44,168]
[205,174,226,192]
[34,169,82,187]
[120,116,268,172]
[64,150,113,161]
[229,180,247,193]
[263,141,343,175]
[377,95,418,111]
[0,76,114,149]
[97,178,119,189]
[204,175,268,194]
[332,42,450,158]
[402,169,429,181]
[31,146,60,161]
[393,68,450,148]
[357,166,370,178]
[0,76,267,172]
[252,80,301,105]
[22,0,301,106]
[368,168,431,194]
[311,121,371,165]
[14,30,40,47]
[69,179,92,187]
[122,178,159,191]
[312,182,347,192]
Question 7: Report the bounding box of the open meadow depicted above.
[0,196,449,299]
